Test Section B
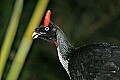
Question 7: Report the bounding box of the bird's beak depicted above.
[32,32,40,39]
[32,32,46,39]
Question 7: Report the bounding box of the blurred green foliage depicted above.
[0,0,120,80]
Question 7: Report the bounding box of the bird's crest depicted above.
[44,10,51,27]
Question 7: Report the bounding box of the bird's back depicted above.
[68,43,120,80]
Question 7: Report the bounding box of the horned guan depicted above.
[32,10,120,80]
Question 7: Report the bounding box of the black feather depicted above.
[68,43,120,80]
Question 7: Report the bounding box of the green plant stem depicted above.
[6,0,49,80]
[0,0,23,79]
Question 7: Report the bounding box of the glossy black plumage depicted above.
[32,19,120,80]
[68,43,120,80]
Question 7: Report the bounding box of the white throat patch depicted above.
[57,47,69,74]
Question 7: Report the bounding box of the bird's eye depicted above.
[45,27,49,31]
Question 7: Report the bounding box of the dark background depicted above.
[0,0,120,80]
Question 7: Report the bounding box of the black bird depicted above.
[32,10,120,80]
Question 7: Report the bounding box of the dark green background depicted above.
[0,0,120,80]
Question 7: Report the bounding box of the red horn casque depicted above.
[44,10,51,27]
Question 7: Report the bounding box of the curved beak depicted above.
[32,32,41,39]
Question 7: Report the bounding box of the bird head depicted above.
[32,10,58,45]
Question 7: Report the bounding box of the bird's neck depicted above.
[56,28,73,59]
[56,26,74,74]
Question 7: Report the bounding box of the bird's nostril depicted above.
[35,28,40,32]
